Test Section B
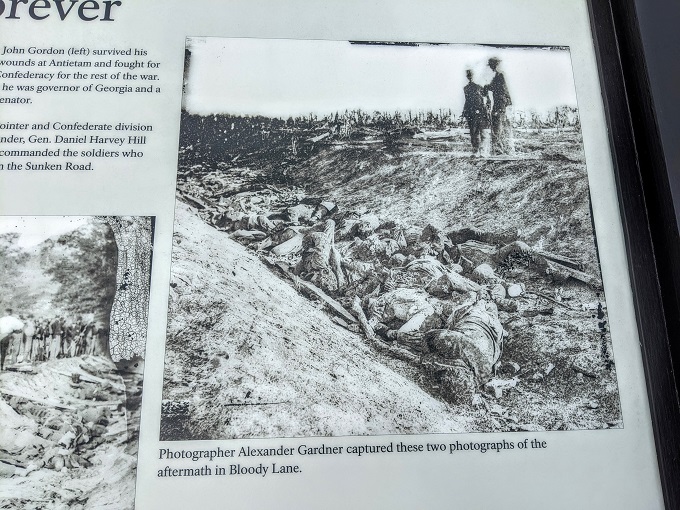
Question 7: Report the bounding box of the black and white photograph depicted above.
[0,216,153,509]
[161,38,622,441]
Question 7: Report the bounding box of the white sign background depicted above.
[0,1,664,508]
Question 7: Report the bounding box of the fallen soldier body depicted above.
[365,288,443,351]
[422,297,506,405]
[295,219,346,293]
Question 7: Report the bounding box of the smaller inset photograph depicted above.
[0,216,154,510]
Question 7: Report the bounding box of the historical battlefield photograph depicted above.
[0,216,153,510]
[161,38,622,441]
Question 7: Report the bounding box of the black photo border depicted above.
[588,0,680,507]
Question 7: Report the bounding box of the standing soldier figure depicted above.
[462,69,489,157]
[22,316,35,363]
[49,316,62,359]
[82,321,94,356]
[484,57,513,155]
[62,322,72,358]
[69,319,81,357]
[33,320,44,362]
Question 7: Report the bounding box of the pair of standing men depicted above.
[462,57,513,156]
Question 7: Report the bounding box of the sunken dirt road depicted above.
[163,132,622,439]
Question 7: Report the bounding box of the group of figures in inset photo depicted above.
[0,216,153,510]
[1,310,108,372]
[161,39,620,441]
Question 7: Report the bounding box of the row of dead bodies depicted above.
[0,355,124,478]
[205,198,598,405]
[0,314,108,371]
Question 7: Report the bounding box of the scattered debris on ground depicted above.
[1,356,141,510]
[162,121,622,438]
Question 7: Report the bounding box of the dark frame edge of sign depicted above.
[587,0,680,508]
[609,0,680,404]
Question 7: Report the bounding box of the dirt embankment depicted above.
[288,132,597,272]
[167,130,621,436]
[162,202,476,440]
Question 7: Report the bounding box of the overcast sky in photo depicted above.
[183,38,579,118]
[0,217,89,248]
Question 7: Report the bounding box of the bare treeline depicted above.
[178,106,580,168]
